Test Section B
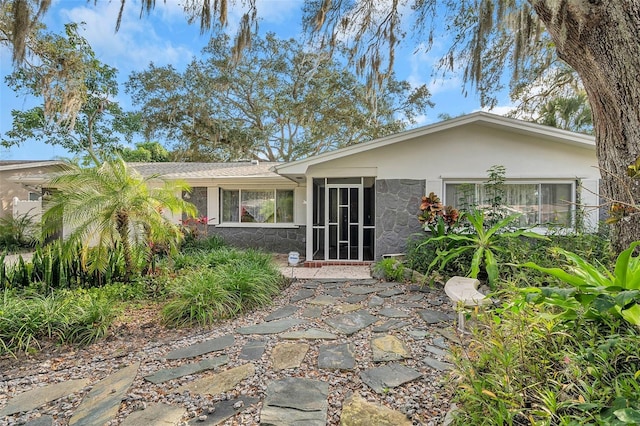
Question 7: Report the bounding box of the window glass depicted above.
[222,190,239,222]
[276,190,294,223]
[445,182,574,227]
[541,183,572,226]
[241,190,274,223]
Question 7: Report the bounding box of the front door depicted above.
[312,178,375,261]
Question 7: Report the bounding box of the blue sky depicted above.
[0,0,513,161]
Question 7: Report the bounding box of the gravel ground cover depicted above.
[0,277,456,425]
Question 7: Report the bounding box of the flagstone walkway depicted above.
[0,276,459,425]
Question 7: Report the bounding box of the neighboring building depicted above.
[0,160,66,221]
[6,112,600,264]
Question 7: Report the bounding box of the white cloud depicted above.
[53,2,198,74]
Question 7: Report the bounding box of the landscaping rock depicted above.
[177,363,255,396]
[423,357,454,371]
[417,309,453,324]
[260,378,329,426]
[280,328,338,340]
[70,362,140,426]
[187,396,260,425]
[236,318,307,335]
[265,305,299,321]
[120,403,185,426]
[271,342,309,370]
[145,356,229,384]
[359,363,422,393]
[324,311,378,335]
[371,335,411,362]
[165,334,234,359]
[318,343,356,370]
[378,307,410,318]
[239,339,267,360]
[290,289,315,302]
[0,379,89,416]
[340,392,412,426]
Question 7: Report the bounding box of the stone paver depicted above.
[165,334,234,360]
[120,403,185,426]
[24,416,54,426]
[378,288,404,297]
[236,318,307,335]
[372,319,409,333]
[423,356,454,371]
[344,294,368,303]
[424,344,448,358]
[324,311,378,335]
[418,309,453,324]
[307,295,339,306]
[272,342,309,370]
[0,379,89,416]
[368,295,385,307]
[345,286,382,295]
[290,288,315,302]
[301,306,324,318]
[333,303,362,313]
[340,393,412,426]
[240,339,267,360]
[378,307,411,318]
[280,328,338,340]
[405,328,430,339]
[145,355,229,384]
[187,397,260,425]
[371,335,411,362]
[359,363,422,394]
[318,343,356,370]
[70,362,140,426]
[260,378,329,426]
[265,305,299,321]
[177,363,255,396]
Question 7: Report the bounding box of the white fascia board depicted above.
[0,161,66,172]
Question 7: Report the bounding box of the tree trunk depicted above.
[116,211,134,280]
[532,1,640,253]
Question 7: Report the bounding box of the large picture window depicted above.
[221,189,294,224]
[445,182,574,227]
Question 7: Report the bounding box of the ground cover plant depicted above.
[0,236,285,356]
[446,233,640,425]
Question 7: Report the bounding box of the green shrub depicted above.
[373,258,405,282]
[162,268,242,327]
[450,290,640,425]
[0,288,116,355]
[162,249,284,327]
[0,212,39,251]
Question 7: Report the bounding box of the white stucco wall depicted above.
[301,122,600,231]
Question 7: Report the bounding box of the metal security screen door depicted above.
[312,178,375,261]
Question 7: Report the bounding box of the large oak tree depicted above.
[5,0,640,251]
[126,33,431,162]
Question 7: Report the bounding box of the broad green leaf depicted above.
[620,303,640,326]
[614,407,640,423]
[540,287,577,300]
[470,247,484,278]
[484,249,499,287]
[613,242,640,288]
[614,290,640,308]
[519,262,587,287]
[591,294,616,313]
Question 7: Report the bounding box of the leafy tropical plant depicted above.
[0,211,39,250]
[373,257,406,282]
[519,241,640,327]
[425,209,547,288]
[43,157,196,280]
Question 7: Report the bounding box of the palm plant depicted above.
[42,157,196,280]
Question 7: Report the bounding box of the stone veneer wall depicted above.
[186,187,208,217]
[375,179,425,259]
[208,225,306,254]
